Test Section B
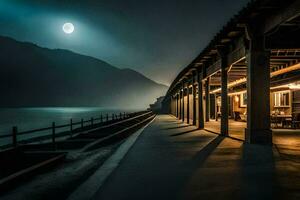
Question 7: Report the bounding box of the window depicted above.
[274,91,290,107]
[240,92,247,107]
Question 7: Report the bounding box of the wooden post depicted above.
[52,122,56,150]
[100,114,103,123]
[182,82,185,122]
[221,58,229,136]
[192,72,197,125]
[81,118,84,129]
[12,126,18,148]
[187,84,190,124]
[119,112,122,119]
[176,93,179,118]
[112,114,115,121]
[245,30,272,144]
[205,77,210,122]
[70,118,73,137]
[106,114,109,121]
[197,70,205,129]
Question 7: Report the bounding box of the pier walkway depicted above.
[90,115,300,200]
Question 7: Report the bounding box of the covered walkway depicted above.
[205,120,246,141]
[92,115,300,200]
[205,120,300,147]
[163,0,300,145]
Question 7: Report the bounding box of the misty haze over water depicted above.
[0,107,138,146]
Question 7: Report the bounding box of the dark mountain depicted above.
[0,36,168,109]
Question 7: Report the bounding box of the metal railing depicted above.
[0,112,131,149]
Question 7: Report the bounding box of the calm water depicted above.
[0,107,138,146]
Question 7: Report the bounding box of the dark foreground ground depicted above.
[93,115,300,200]
[1,143,121,200]
[2,115,300,200]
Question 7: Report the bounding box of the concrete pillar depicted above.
[198,70,204,129]
[205,77,210,122]
[181,82,185,122]
[187,83,190,124]
[192,72,197,125]
[220,51,229,136]
[245,34,272,144]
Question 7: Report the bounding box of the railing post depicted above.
[106,114,109,122]
[12,126,18,148]
[119,113,121,119]
[123,112,126,119]
[91,117,94,126]
[70,118,73,137]
[81,118,84,129]
[52,122,56,150]
[100,114,103,123]
[112,114,115,121]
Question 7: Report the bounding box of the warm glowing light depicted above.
[228,90,246,96]
[234,95,239,102]
[271,82,300,90]
[227,56,246,73]
[271,63,300,77]
[288,83,300,90]
[209,62,300,94]
[210,77,247,94]
[63,23,74,34]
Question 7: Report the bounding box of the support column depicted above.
[179,90,181,119]
[187,83,190,124]
[192,72,197,125]
[245,34,272,144]
[172,96,175,115]
[181,82,185,122]
[176,93,179,118]
[205,77,210,122]
[219,50,229,136]
[198,70,204,129]
[211,94,216,120]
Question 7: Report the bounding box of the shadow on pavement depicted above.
[163,125,191,130]
[240,143,276,200]
[191,135,225,163]
[170,129,199,137]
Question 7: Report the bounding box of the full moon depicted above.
[62,23,74,34]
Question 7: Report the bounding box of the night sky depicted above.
[0,0,249,85]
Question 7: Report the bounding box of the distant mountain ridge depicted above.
[0,36,167,109]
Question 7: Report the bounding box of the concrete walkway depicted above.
[92,115,300,200]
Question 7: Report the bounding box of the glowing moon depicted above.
[62,23,74,34]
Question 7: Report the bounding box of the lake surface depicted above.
[0,107,139,147]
